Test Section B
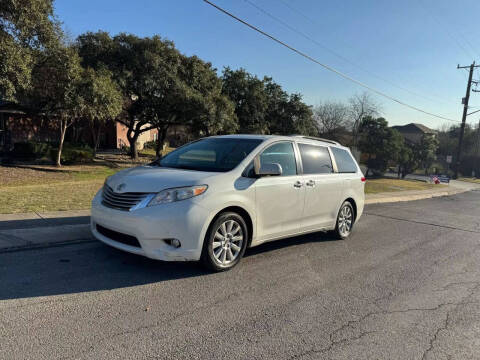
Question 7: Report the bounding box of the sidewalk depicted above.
[1,180,479,252]
[365,179,480,204]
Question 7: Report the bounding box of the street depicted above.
[1,191,480,360]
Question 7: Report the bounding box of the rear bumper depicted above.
[90,191,210,261]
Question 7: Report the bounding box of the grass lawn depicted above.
[0,165,121,214]
[365,178,442,194]
[0,147,178,214]
[1,164,446,214]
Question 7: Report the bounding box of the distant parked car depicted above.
[91,135,365,271]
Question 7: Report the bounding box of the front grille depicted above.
[96,224,141,248]
[102,184,149,211]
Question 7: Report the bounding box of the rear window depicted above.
[298,143,333,174]
[331,147,358,173]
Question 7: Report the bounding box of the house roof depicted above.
[0,100,28,114]
[391,123,436,134]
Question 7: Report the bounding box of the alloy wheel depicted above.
[338,204,353,237]
[212,219,244,265]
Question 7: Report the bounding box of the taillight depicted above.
[361,177,366,182]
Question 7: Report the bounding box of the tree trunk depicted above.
[90,121,98,157]
[127,127,139,160]
[57,118,67,167]
[94,128,101,158]
[155,126,169,158]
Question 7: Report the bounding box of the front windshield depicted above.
[157,137,263,172]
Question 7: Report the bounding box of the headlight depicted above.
[147,185,208,207]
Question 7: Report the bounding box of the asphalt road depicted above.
[1,191,480,360]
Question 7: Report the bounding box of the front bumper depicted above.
[90,191,210,261]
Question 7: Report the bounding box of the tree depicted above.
[78,68,123,156]
[358,116,403,176]
[349,92,381,146]
[1,0,60,101]
[262,77,316,136]
[283,93,316,136]
[27,44,83,166]
[177,56,237,153]
[313,101,350,141]
[417,134,439,174]
[221,67,268,134]
[397,143,419,178]
[77,32,183,159]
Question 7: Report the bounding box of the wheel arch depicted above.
[207,206,254,247]
[344,197,357,221]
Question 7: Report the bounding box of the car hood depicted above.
[105,165,220,193]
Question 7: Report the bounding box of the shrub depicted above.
[459,155,480,177]
[13,141,52,159]
[49,145,94,164]
[143,140,157,149]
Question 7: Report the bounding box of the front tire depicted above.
[201,212,248,272]
[333,201,354,239]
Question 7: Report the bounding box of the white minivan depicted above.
[91,135,365,271]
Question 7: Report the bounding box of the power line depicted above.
[202,0,460,123]
[244,0,458,108]
[417,0,478,61]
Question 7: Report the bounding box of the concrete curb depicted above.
[0,185,477,252]
[0,209,90,222]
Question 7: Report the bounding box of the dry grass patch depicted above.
[365,178,443,194]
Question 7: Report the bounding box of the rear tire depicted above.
[332,201,354,240]
[200,212,248,272]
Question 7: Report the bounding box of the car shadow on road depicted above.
[0,231,336,301]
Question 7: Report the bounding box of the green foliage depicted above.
[78,67,123,123]
[221,67,269,134]
[180,56,237,136]
[12,141,52,159]
[416,134,439,172]
[49,145,93,164]
[264,77,316,136]
[459,155,480,177]
[0,0,60,101]
[27,44,83,116]
[358,116,403,175]
[397,143,419,178]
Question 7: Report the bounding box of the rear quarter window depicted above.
[331,147,358,173]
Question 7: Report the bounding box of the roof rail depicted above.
[289,135,339,145]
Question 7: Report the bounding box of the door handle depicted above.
[293,181,303,188]
[306,180,315,187]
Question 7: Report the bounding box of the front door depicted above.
[254,141,305,241]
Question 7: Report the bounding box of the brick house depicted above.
[0,101,158,152]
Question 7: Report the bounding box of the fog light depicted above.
[164,238,181,248]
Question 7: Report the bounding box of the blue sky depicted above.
[55,0,480,129]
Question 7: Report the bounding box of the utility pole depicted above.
[455,62,480,179]
[477,120,480,156]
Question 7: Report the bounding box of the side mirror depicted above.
[256,162,283,176]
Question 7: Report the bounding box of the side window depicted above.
[260,142,297,176]
[298,143,333,174]
[331,147,358,173]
